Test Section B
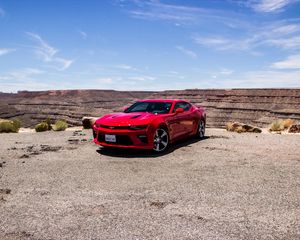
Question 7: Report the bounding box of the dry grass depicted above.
[282,119,293,129]
[52,120,68,131]
[269,119,293,132]
[225,122,262,133]
[0,119,21,133]
[35,122,49,132]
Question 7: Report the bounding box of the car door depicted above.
[171,102,193,138]
[177,102,194,134]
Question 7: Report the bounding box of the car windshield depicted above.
[125,102,172,114]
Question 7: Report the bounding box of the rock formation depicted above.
[0,89,299,128]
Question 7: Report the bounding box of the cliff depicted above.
[1,89,299,128]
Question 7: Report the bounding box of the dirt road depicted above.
[0,129,299,239]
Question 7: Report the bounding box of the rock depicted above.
[82,117,97,129]
[289,124,300,133]
[226,122,262,133]
[0,188,11,194]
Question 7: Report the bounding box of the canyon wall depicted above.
[1,89,299,128]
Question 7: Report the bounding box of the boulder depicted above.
[82,117,97,129]
[226,122,262,133]
[288,124,300,133]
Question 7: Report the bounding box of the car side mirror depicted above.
[175,108,184,114]
[123,107,129,112]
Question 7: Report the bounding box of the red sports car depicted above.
[93,99,206,152]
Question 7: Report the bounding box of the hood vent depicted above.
[131,115,142,119]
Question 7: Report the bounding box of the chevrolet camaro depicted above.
[93,99,206,152]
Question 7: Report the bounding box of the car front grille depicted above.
[99,125,130,130]
[98,134,133,146]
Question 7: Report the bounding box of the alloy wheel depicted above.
[153,128,169,152]
[198,120,205,139]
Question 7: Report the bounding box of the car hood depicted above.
[96,112,158,126]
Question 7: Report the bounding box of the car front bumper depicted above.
[93,126,154,150]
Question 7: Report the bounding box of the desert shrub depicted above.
[45,118,52,130]
[236,126,247,133]
[52,120,68,131]
[0,120,19,133]
[269,119,293,132]
[225,122,234,131]
[226,121,262,133]
[35,122,49,132]
[269,120,284,132]
[12,119,21,130]
[282,119,293,129]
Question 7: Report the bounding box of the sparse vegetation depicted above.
[269,119,293,132]
[0,119,21,133]
[35,122,50,132]
[12,119,21,130]
[52,120,68,131]
[45,118,52,130]
[282,119,293,129]
[225,122,262,133]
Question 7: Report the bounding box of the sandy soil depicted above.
[0,129,299,240]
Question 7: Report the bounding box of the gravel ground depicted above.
[0,129,299,240]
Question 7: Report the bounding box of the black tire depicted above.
[196,119,205,139]
[153,128,169,152]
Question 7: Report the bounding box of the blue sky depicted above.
[0,0,300,92]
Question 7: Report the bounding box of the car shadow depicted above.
[96,136,210,158]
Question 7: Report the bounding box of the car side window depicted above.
[173,102,191,112]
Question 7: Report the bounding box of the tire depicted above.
[153,128,169,152]
[196,119,205,139]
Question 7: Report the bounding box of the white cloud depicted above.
[26,32,74,70]
[219,70,300,88]
[0,48,16,56]
[95,77,114,84]
[176,46,197,58]
[271,54,300,69]
[79,30,87,39]
[193,36,232,49]
[115,64,137,70]
[266,36,300,49]
[0,68,43,81]
[250,0,298,13]
[0,7,5,17]
[220,68,234,75]
[193,21,300,51]
[272,24,300,34]
[129,75,156,81]
[126,0,247,28]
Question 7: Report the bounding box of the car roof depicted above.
[138,99,187,103]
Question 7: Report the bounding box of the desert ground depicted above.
[0,128,299,240]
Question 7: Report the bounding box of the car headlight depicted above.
[94,122,101,128]
[129,125,148,130]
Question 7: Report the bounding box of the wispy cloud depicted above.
[249,0,298,13]
[78,30,87,39]
[271,54,300,69]
[115,64,138,70]
[0,7,5,17]
[0,48,16,56]
[0,68,43,81]
[266,36,300,49]
[176,46,197,58]
[193,21,300,51]
[95,77,114,84]
[122,0,248,28]
[26,32,74,70]
[129,75,156,81]
[220,68,234,75]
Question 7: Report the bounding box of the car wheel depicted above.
[153,128,169,152]
[197,120,205,139]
